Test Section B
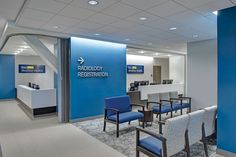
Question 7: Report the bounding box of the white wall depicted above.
[169,56,185,84]
[153,58,169,81]
[126,55,153,91]
[187,39,217,110]
[15,55,54,89]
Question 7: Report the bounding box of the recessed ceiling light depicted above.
[213,11,218,15]
[52,26,59,29]
[94,33,101,36]
[125,38,130,41]
[139,17,147,21]
[193,34,199,38]
[140,51,145,54]
[169,27,177,30]
[167,54,172,57]
[88,0,99,5]
[155,53,159,56]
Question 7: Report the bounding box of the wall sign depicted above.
[19,64,46,73]
[127,65,144,74]
[77,57,109,78]
[70,37,126,120]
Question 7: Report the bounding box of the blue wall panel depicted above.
[0,55,16,99]
[218,6,236,154]
[70,37,126,120]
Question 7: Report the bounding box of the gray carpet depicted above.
[73,112,216,157]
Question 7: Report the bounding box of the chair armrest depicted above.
[170,98,183,101]
[160,100,173,104]
[105,108,120,113]
[136,127,166,142]
[146,101,161,109]
[179,96,192,100]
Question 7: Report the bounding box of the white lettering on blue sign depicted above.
[77,57,109,78]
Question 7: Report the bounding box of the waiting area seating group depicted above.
[103,92,217,157]
[136,106,217,157]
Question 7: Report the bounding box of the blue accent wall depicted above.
[70,37,126,120]
[0,55,16,99]
[218,6,236,154]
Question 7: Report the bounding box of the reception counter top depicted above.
[17,85,56,115]
[139,83,184,100]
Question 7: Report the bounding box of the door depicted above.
[153,66,161,84]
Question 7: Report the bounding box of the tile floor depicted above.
[0,100,125,157]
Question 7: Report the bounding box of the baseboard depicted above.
[0,98,16,102]
[70,115,103,123]
[217,148,236,157]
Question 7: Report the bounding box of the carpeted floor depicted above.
[73,111,216,157]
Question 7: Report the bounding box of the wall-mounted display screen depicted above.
[127,65,144,74]
[19,64,46,73]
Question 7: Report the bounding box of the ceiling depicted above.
[1,35,57,56]
[0,0,235,53]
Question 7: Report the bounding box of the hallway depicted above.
[0,100,125,157]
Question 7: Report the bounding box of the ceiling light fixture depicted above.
[213,11,218,15]
[155,53,159,56]
[139,17,147,21]
[125,38,130,41]
[88,0,99,6]
[94,33,101,36]
[167,54,172,57]
[169,27,177,30]
[20,45,30,49]
[52,26,59,29]
[140,50,145,54]
[193,34,199,38]
[18,48,24,52]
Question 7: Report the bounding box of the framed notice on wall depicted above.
[18,64,46,73]
[127,65,144,74]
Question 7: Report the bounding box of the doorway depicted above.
[153,66,162,84]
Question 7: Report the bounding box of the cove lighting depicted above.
[20,45,30,49]
[169,27,177,30]
[213,11,218,15]
[88,0,99,5]
[139,17,147,21]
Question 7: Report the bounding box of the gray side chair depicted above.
[186,110,208,157]
[136,114,190,157]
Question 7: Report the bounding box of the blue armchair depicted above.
[103,95,144,137]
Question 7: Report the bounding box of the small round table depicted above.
[138,109,153,126]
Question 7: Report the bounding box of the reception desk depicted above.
[17,85,56,115]
[139,83,184,100]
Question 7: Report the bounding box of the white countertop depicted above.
[17,85,56,109]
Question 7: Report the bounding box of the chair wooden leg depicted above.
[203,139,209,157]
[142,121,145,128]
[128,121,131,125]
[116,123,119,138]
[171,111,173,118]
[103,120,106,132]
[181,109,183,115]
[136,150,140,157]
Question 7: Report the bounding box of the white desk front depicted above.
[139,84,184,100]
[17,85,56,109]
